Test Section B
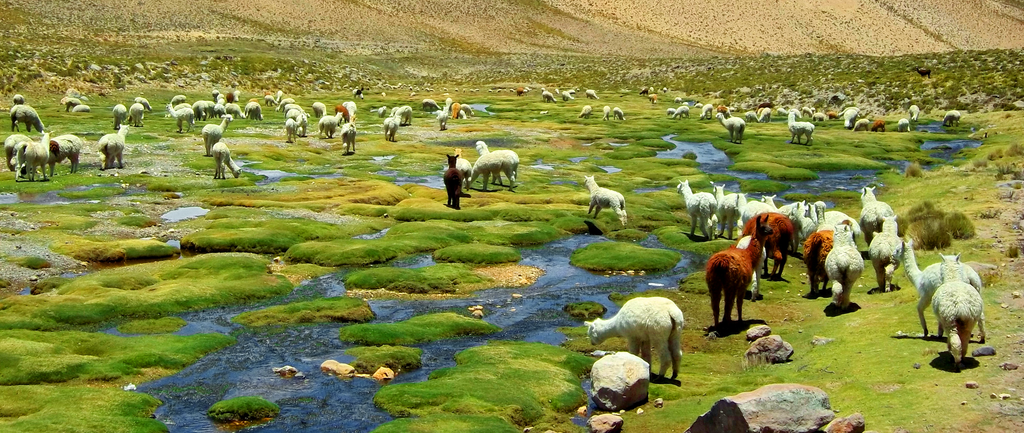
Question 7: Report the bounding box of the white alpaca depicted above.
[460,105,474,118]
[542,90,556,103]
[12,94,24,105]
[842,107,860,129]
[586,89,599,99]
[71,105,90,113]
[853,119,870,131]
[225,103,244,119]
[677,180,717,239]
[672,105,689,119]
[191,101,210,121]
[716,112,745,144]
[213,103,227,119]
[4,134,29,171]
[165,103,195,133]
[909,105,921,122]
[47,134,84,176]
[10,105,44,132]
[470,141,519,191]
[453,149,474,190]
[211,142,240,179]
[901,238,984,340]
[201,115,233,157]
[244,101,263,121]
[739,198,776,226]
[584,175,627,226]
[437,109,449,131]
[15,133,49,181]
[711,182,740,239]
[285,118,299,143]
[98,126,128,170]
[932,254,985,371]
[613,107,625,120]
[859,186,896,245]
[394,106,413,126]
[897,118,911,132]
[276,98,296,112]
[787,112,815,145]
[318,112,345,138]
[802,106,815,117]
[812,112,827,122]
[170,95,187,106]
[586,297,684,379]
[108,104,127,131]
[776,107,789,118]
[601,106,611,121]
[60,97,82,112]
[126,103,144,127]
[868,216,903,293]
[341,123,356,154]
[812,201,863,238]
[312,102,327,118]
[579,105,593,119]
[383,116,399,142]
[757,107,771,123]
[826,224,863,310]
[343,101,357,120]
[562,91,574,101]
[745,111,757,122]
[375,106,388,118]
[297,113,309,138]
[790,201,817,252]
[943,110,961,127]
[422,99,441,112]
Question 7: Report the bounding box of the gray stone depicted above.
[1000,362,1019,371]
[685,384,835,433]
[812,336,834,346]
[746,325,772,341]
[587,414,624,433]
[972,346,996,357]
[590,352,649,411]
[745,335,794,364]
[826,413,865,433]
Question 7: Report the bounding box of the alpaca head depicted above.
[939,253,964,283]
[446,154,458,168]
[752,214,774,242]
[677,179,690,194]
[49,139,59,155]
[584,175,595,187]
[585,319,607,344]
[882,215,898,234]
[861,186,875,199]
[475,141,487,152]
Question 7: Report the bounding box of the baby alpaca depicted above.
[932,254,984,371]
[601,106,611,121]
[711,182,741,239]
[868,216,903,292]
[285,118,299,143]
[586,296,684,379]
[584,175,627,226]
[211,142,240,179]
[613,107,625,120]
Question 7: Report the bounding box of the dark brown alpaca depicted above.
[443,154,463,210]
[706,214,774,328]
[756,102,774,111]
[916,67,931,78]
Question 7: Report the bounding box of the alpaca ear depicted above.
[955,253,961,262]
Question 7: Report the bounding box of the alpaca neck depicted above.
[584,179,598,193]
[679,184,693,200]
[902,242,924,289]
[714,187,724,202]
[940,259,963,283]
[744,236,764,265]
[590,318,617,342]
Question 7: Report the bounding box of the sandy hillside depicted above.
[4,0,1024,56]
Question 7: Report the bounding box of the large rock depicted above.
[745,335,794,364]
[685,384,835,433]
[826,413,865,433]
[587,414,624,433]
[746,325,772,341]
[590,352,650,411]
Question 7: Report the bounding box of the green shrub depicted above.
[904,162,923,177]
[345,264,488,294]
[117,317,187,334]
[11,256,51,270]
[207,397,280,423]
[943,212,975,240]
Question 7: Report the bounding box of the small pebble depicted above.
[1000,362,1019,371]
[972,346,996,357]
[966,381,979,389]
[1013,291,1021,299]
[961,401,967,405]
[654,398,664,408]
[913,363,921,369]
[1000,394,1012,400]
[991,393,998,399]
[636,408,644,415]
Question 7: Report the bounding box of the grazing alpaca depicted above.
[211,142,240,179]
[98,126,129,170]
[678,180,717,239]
[916,67,931,78]
[787,111,815,145]
[868,216,903,293]
[871,120,886,132]
[470,141,519,191]
[826,224,863,311]
[16,133,49,181]
[201,115,233,157]
[901,238,984,340]
[706,215,773,328]
[803,229,834,298]
[932,254,984,372]
[584,175,627,226]
[859,186,895,245]
[443,154,463,210]
[742,212,793,280]
[586,296,684,379]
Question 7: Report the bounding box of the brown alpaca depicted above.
[334,105,350,123]
[803,230,834,297]
[649,94,658,104]
[716,105,729,114]
[516,87,525,96]
[916,67,931,78]
[871,120,886,132]
[451,103,461,119]
[742,212,794,280]
[639,87,650,96]
[706,214,773,328]
[225,92,236,104]
[826,110,838,119]
[443,154,463,210]
[756,102,774,111]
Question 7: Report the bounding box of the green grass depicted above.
[338,312,500,346]
[739,179,790,193]
[182,218,390,254]
[371,414,519,433]
[9,256,51,270]
[730,162,818,181]
[344,264,489,294]
[345,345,423,373]
[232,297,375,326]
[116,317,187,334]
[373,341,593,431]
[0,385,168,433]
[570,241,681,272]
[433,244,522,264]
[115,215,159,228]
[562,301,607,320]
[207,396,280,423]
[57,187,125,200]
[51,238,178,262]
[654,226,736,256]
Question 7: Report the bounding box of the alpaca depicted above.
[516,87,526,96]
[460,105,474,118]
[859,186,895,245]
[812,112,827,122]
[787,112,814,145]
[738,198,777,226]
[342,101,357,120]
[602,106,611,121]
[584,175,627,226]
[10,105,44,132]
[803,229,834,298]
[128,103,145,127]
[711,182,740,239]
[341,123,356,154]
[613,107,625,120]
[701,104,715,120]
[542,90,556,103]
[263,91,279,107]
[678,180,717,239]
[383,116,399,142]
[318,112,346,138]
[716,112,745,144]
[586,89,599,99]
[745,111,757,122]
[244,101,263,121]
[579,105,593,119]
[201,115,233,157]
[15,133,49,181]
[868,216,903,292]
[112,104,128,130]
[437,109,449,131]
[842,107,860,129]
[61,97,82,112]
[826,110,839,119]
[649,94,658,104]
[285,118,299,143]
[98,126,128,170]
[902,238,984,340]
[586,297,684,379]
[932,254,984,371]
[170,95,187,106]
[563,91,575,102]
[4,134,29,171]
[453,149,474,190]
[312,102,327,118]
[672,105,689,119]
[706,215,773,328]
[776,107,789,118]
[225,103,244,119]
[211,142,240,179]
[871,120,886,132]
[788,201,818,252]
[443,154,463,209]
[916,67,931,78]
[422,99,441,112]
[166,103,195,133]
[853,119,870,131]
[70,105,90,113]
[897,118,910,132]
[394,106,413,126]
[213,103,227,119]
[909,105,921,122]
[12,94,24,105]
[276,98,296,112]
[47,134,84,176]
[639,87,650,96]
[826,224,863,311]
[742,212,793,280]
[943,110,961,127]
[757,107,771,123]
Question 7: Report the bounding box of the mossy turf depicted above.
[338,312,500,346]
[181,218,390,254]
[569,241,681,272]
[232,297,375,327]
[433,244,522,264]
[116,317,187,334]
[0,385,167,433]
[344,264,489,294]
[51,237,178,262]
[372,341,593,432]
[9,256,51,269]
[371,414,519,433]
[207,396,280,423]
[345,345,423,373]
[562,301,607,320]
[0,254,292,330]
[654,226,736,256]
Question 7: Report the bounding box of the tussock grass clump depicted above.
[739,179,790,193]
[233,297,374,326]
[345,345,423,373]
[338,312,500,346]
[904,162,924,177]
[51,237,178,262]
[1006,143,1024,157]
[1008,244,1020,258]
[10,256,51,269]
[182,218,389,254]
[570,241,681,272]
[207,397,280,423]
[0,385,166,432]
[562,301,607,320]
[904,201,975,250]
[433,244,521,265]
[971,158,988,170]
[345,264,489,294]
[115,215,159,228]
[654,226,735,256]
[116,317,187,334]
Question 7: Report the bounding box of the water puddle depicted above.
[161,207,209,223]
[568,157,589,163]
[921,139,983,160]
[608,143,629,147]
[633,186,668,194]
[916,122,946,133]
[394,175,445,189]
[531,159,555,171]
[239,161,342,186]
[0,183,138,205]
[466,104,492,115]
[371,156,395,163]
[551,180,578,186]
[353,228,389,240]
[597,166,621,174]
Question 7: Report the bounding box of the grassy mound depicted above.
[115,215,159,228]
[207,396,280,423]
[654,226,735,256]
[345,345,423,373]
[0,385,167,433]
[372,414,519,433]
[233,297,375,326]
[9,256,51,270]
[0,254,292,330]
[51,238,179,262]
[344,264,489,294]
[116,317,187,334]
[181,218,389,254]
[433,244,522,265]
[562,301,607,320]
[373,341,593,431]
[338,312,500,346]
[569,242,681,272]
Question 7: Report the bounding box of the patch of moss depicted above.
[10,256,51,270]
[182,218,389,254]
[654,226,735,256]
[233,297,374,326]
[51,237,178,262]
[345,345,423,373]
[338,312,500,346]
[345,264,489,294]
[606,228,649,241]
[562,301,607,320]
[739,179,790,193]
[433,244,521,264]
[117,317,187,334]
[207,396,280,423]
[372,414,519,433]
[569,241,680,272]
[0,385,167,433]
[285,224,472,267]
[730,161,818,181]
[373,341,593,431]
[115,215,159,228]
[57,187,125,200]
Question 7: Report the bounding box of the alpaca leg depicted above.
[735,288,745,322]
[689,213,696,237]
[588,202,595,217]
[977,313,986,343]
[593,206,602,220]
[627,338,641,358]
[657,344,671,378]
[668,331,682,379]
[640,339,652,367]
[873,260,886,292]
[884,263,896,292]
[503,166,515,189]
[117,153,124,169]
[710,288,722,327]
[723,288,736,323]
